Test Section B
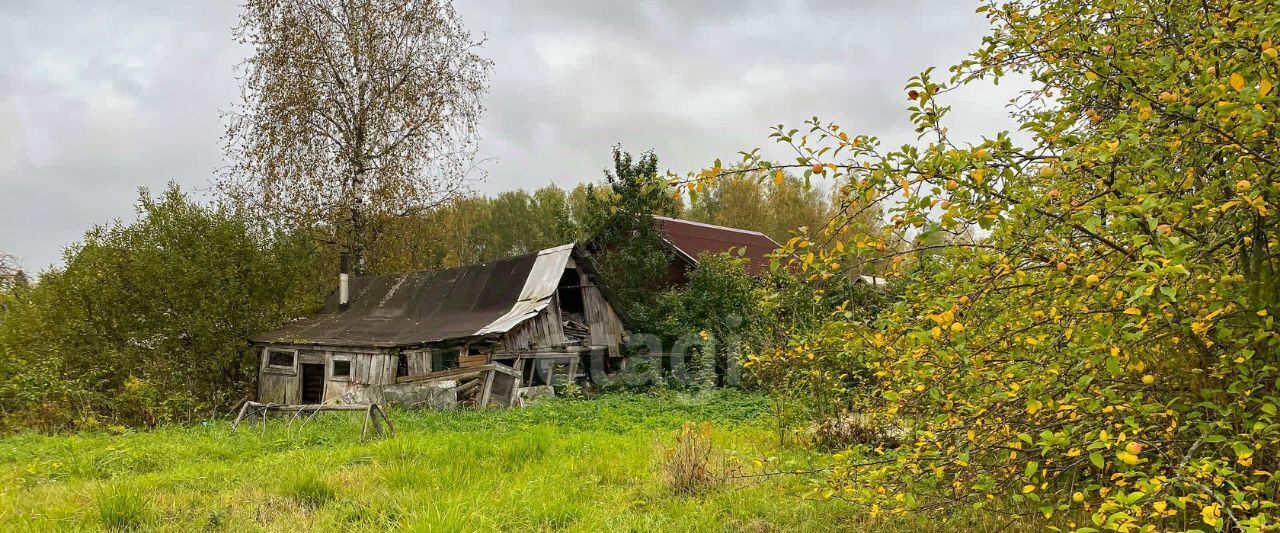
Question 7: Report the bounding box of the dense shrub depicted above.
[0,184,326,431]
[645,253,760,385]
[690,0,1280,529]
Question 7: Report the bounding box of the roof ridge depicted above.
[653,215,773,240]
[361,243,577,279]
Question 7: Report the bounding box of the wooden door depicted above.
[300,363,325,404]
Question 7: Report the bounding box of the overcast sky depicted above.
[0,0,1024,272]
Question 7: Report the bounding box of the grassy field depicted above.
[0,391,1036,532]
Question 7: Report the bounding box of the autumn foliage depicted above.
[686,0,1280,530]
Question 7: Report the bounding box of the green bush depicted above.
[0,184,327,431]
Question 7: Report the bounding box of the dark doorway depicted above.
[300,363,325,404]
[557,268,584,315]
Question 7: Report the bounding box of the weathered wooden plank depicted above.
[491,351,585,360]
[384,354,397,383]
[396,363,518,384]
[368,353,382,385]
[458,354,489,368]
[478,370,496,407]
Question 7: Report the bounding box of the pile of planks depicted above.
[396,363,521,408]
[562,318,590,345]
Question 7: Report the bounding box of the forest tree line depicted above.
[0,150,840,432]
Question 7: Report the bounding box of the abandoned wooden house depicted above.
[249,243,628,407]
[653,216,781,285]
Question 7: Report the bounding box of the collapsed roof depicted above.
[654,216,780,275]
[251,244,613,349]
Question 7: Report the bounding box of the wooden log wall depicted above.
[258,345,397,404]
[583,283,624,353]
[498,306,565,352]
[402,348,432,375]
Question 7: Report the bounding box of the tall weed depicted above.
[659,421,725,495]
[93,483,152,531]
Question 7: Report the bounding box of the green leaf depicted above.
[1106,357,1122,377]
[1089,452,1105,469]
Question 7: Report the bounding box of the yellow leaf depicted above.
[1230,72,1245,91]
[774,170,785,187]
[1202,503,1221,527]
[1123,307,1142,315]
[1262,79,1274,97]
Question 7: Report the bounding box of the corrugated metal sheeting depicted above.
[476,244,574,335]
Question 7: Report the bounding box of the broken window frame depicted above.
[430,347,460,372]
[264,348,297,372]
[330,356,352,381]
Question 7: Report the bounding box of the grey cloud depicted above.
[1,0,1026,272]
[458,0,1024,187]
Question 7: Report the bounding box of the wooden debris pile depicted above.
[562,314,590,346]
[395,363,520,408]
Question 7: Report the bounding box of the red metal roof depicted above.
[654,216,780,275]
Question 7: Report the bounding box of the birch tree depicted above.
[0,252,21,291]
[222,0,491,272]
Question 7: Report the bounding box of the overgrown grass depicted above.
[0,390,1050,531]
[92,483,151,531]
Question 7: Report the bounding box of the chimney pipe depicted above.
[339,252,350,312]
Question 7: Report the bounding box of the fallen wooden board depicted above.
[396,363,518,384]
[491,350,589,360]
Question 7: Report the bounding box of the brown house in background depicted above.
[653,216,781,284]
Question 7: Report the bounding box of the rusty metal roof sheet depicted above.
[654,216,780,275]
[251,244,583,348]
